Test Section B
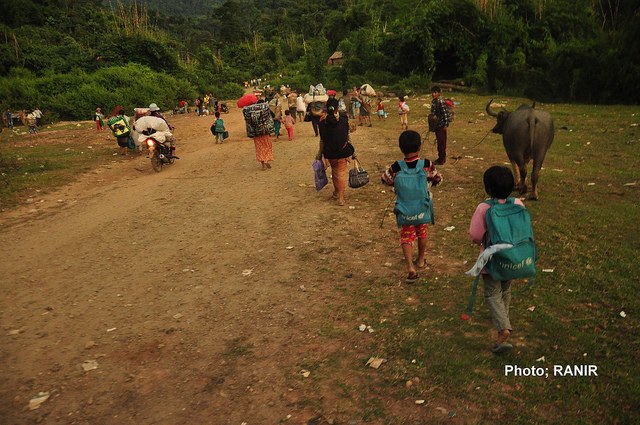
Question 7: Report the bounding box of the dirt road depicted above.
[0,101,474,424]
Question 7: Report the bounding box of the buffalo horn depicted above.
[485,99,498,117]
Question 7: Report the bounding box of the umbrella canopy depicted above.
[237,93,258,108]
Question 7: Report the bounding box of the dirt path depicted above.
[1,101,477,424]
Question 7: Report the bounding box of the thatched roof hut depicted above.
[327,51,344,65]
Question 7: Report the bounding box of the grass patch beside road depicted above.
[0,122,118,209]
[311,94,640,423]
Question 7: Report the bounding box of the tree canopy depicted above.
[0,0,638,119]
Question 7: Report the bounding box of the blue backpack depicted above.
[393,160,434,226]
[466,198,536,316]
[484,198,536,281]
[215,118,224,133]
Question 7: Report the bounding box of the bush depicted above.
[0,64,199,120]
[0,68,39,110]
[214,82,244,100]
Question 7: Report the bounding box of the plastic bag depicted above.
[313,160,328,192]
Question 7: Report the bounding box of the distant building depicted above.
[327,51,344,66]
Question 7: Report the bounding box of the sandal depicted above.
[414,260,426,269]
[491,342,513,354]
[405,272,418,284]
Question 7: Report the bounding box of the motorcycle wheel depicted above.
[168,156,175,164]
[151,154,162,172]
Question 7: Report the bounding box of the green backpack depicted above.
[484,198,536,281]
[107,115,131,138]
[465,198,536,316]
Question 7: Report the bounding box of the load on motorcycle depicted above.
[134,107,178,172]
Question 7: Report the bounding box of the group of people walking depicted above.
[240,83,518,354]
[3,108,42,133]
[10,85,516,355]
[239,84,453,204]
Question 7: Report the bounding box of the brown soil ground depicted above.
[1,101,482,424]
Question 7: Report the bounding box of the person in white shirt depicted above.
[296,94,306,123]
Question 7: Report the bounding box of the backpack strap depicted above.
[485,197,516,207]
[521,277,535,292]
[466,274,482,315]
[398,159,424,174]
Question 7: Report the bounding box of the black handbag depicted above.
[428,113,438,132]
[348,158,369,188]
[303,112,312,122]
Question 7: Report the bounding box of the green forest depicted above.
[0,0,638,121]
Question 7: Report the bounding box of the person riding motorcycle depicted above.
[136,103,177,157]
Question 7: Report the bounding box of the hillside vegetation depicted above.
[0,0,638,121]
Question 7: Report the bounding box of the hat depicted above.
[149,103,160,111]
[327,89,337,96]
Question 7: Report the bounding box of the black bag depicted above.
[348,159,369,188]
[303,112,312,122]
[428,113,438,132]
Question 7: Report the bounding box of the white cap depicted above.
[149,103,160,111]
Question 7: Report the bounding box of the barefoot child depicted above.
[398,96,410,130]
[469,166,527,353]
[283,109,295,140]
[382,130,442,283]
[375,98,386,121]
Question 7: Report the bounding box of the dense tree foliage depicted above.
[0,0,638,120]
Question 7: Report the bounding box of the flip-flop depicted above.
[491,342,513,354]
[413,260,426,269]
[405,272,418,284]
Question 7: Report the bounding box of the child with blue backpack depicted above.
[211,111,226,144]
[469,165,535,353]
[382,130,442,283]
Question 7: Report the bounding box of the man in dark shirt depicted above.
[430,86,452,165]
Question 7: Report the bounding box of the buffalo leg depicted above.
[511,160,527,194]
[511,161,520,186]
[529,161,542,200]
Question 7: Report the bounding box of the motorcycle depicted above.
[220,102,229,114]
[142,131,177,172]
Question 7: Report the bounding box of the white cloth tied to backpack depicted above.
[466,244,513,277]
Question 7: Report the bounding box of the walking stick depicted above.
[379,197,395,228]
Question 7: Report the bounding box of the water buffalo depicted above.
[486,99,554,200]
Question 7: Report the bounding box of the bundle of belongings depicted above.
[303,84,329,116]
[268,93,287,115]
[359,83,376,97]
[243,102,274,138]
[134,108,150,120]
[279,85,291,95]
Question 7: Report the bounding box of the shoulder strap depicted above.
[398,160,423,174]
